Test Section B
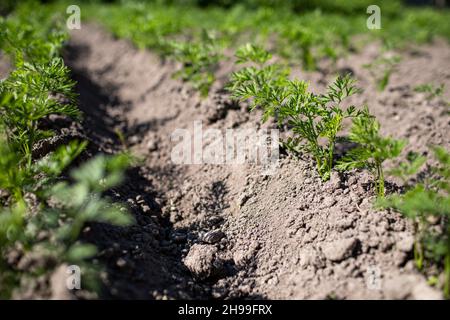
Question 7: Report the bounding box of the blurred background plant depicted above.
[67,0,450,95]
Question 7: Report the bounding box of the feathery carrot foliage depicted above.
[0,4,133,298]
[228,44,361,180]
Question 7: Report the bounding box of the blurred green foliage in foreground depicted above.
[0,3,133,298]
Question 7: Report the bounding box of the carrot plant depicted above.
[0,9,80,167]
[388,151,427,185]
[337,107,405,197]
[0,4,133,298]
[228,44,361,180]
[379,146,450,298]
[0,139,133,297]
[0,56,80,166]
[168,31,223,96]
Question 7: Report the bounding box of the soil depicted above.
[43,23,450,299]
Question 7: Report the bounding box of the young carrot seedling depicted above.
[336,107,405,197]
[228,44,360,180]
[378,146,450,298]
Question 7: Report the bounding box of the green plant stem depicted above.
[315,156,323,177]
[376,161,385,197]
[13,189,24,204]
[27,121,37,167]
[414,241,424,270]
[411,219,423,270]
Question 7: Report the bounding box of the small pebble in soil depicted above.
[116,258,127,268]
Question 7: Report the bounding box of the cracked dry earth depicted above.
[62,24,450,299]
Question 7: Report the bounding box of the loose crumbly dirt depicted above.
[56,24,450,299]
